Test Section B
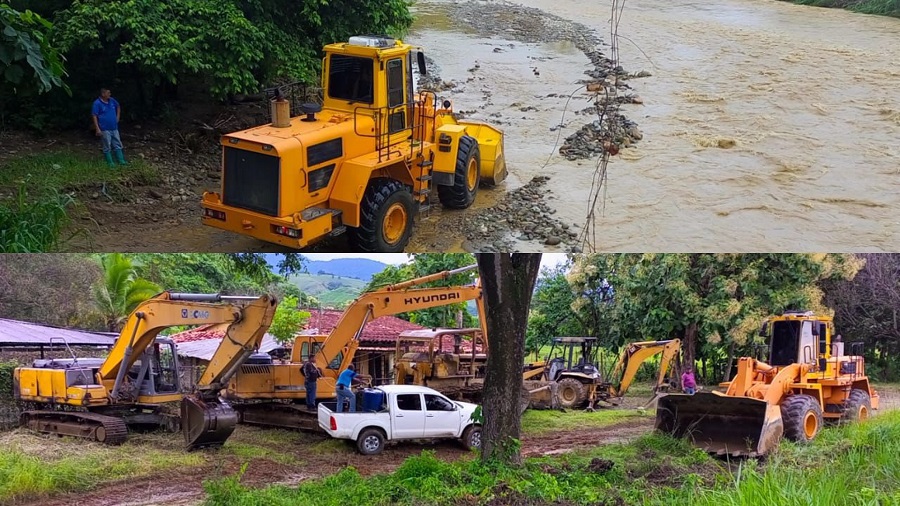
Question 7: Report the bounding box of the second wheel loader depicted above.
[655,310,879,457]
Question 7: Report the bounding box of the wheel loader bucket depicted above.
[655,392,783,457]
[181,395,238,450]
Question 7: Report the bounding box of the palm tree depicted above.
[93,253,162,332]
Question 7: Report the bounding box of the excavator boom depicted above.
[609,339,681,398]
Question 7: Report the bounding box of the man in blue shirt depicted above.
[335,364,360,413]
[91,88,127,168]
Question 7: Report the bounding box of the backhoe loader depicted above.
[522,337,681,410]
[201,36,507,252]
[14,292,277,448]
[656,310,879,457]
[223,264,489,429]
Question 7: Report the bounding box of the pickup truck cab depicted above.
[317,384,482,455]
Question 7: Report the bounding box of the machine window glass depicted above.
[328,351,343,370]
[387,58,404,107]
[329,54,373,103]
[300,342,310,362]
[424,394,455,411]
[396,394,422,411]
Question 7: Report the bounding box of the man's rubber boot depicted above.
[114,148,128,166]
[104,152,116,168]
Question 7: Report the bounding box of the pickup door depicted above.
[392,392,425,438]
[424,393,461,437]
[392,392,462,439]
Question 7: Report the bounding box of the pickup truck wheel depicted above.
[356,428,385,455]
[462,425,482,450]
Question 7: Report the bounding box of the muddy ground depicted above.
[11,384,899,506]
[0,0,641,254]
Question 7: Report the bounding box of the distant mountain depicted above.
[262,255,389,282]
[304,258,389,281]
[289,273,366,308]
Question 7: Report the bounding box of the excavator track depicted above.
[21,410,128,445]
[234,402,322,432]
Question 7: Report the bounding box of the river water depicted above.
[407,0,900,252]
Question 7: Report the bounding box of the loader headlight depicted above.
[204,208,226,221]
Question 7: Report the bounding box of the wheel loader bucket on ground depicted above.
[181,396,239,450]
[655,391,784,457]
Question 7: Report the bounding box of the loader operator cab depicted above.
[545,337,601,382]
[762,310,832,368]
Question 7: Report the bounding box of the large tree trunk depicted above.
[683,322,698,370]
[476,253,542,465]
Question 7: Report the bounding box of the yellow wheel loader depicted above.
[201,36,507,252]
[655,310,879,457]
[223,265,492,429]
[14,292,277,449]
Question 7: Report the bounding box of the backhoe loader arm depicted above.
[609,339,681,397]
[313,265,485,375]
[97,292,275,399]
[195,294,278,393]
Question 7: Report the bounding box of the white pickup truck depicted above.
[317,384,482,455]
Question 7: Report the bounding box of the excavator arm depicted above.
[312,265,485,376]
[608,339,681,397]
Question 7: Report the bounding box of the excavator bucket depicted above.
[181,395,238,450]
[655,392,783,457]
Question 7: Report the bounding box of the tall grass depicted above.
[203,412,900,506]
[785,0,900,17]
[0,179,73,252]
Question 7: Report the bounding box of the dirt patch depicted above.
[521,417,654,457]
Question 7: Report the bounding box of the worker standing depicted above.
[91,87,128,168]
[681,366,697,395]
[335,364,359,413]
[302,358,323,411]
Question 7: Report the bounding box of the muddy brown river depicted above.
[407,0,900,252]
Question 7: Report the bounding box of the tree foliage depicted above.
[92,253,162,331]
[269,295,310,346]
[0,4,68,95]
[365,253,479,328]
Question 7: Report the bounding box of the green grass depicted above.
[222,428,303,466]
[0,179,74,252]
[785,0,899,17]
[0,431,204,503]
[288,273,366,307]
[202,411,900,506]
[0,151,159,190]
[521,407,650,436]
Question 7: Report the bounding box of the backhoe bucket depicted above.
[655,392,783,457]
[523,380,558,410]
[181,396,238,450]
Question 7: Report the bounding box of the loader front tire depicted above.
[781,394,823,443]
[556,378,587,409]
[438,135,480,209]
[843,389,871,423]
[349,179,414,253]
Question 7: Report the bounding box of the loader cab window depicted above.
[329,54,374,104]
[770,320,801,366]
[386,58,406,132]
[816,322,828,356]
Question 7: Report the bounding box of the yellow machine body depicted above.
[201,36,507,252]
[656,311,879,456]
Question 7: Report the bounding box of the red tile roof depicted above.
[302,309,423,343]
[169,311,424,345]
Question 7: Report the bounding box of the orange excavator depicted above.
[15,292,277,448]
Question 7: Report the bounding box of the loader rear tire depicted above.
[781,394,823,443]
[349,179,414,253]
[843,389,871,423]
[438,135,480,209]
[556,378,587,409]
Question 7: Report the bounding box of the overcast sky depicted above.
[302,253,568,271]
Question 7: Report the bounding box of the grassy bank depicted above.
[521,407,646,435]
[786,0,900,17]
[204,411,900,506]
[0,151,159,252]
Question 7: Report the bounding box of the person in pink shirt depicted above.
[681,367,697,395]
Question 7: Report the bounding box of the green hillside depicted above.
[289,273,366,307]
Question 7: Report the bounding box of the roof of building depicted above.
[301,309,424,343]
[0,318,116,347]
[175,334,283,361]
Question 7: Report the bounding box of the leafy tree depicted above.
[526,262,583,357]
[133,253,280,294]
[569,254,863,382]
[269,295,310,346]
[0,4,68,94]
[365,253,478,328]
[92,253,161,331]
[476,253,542,465]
